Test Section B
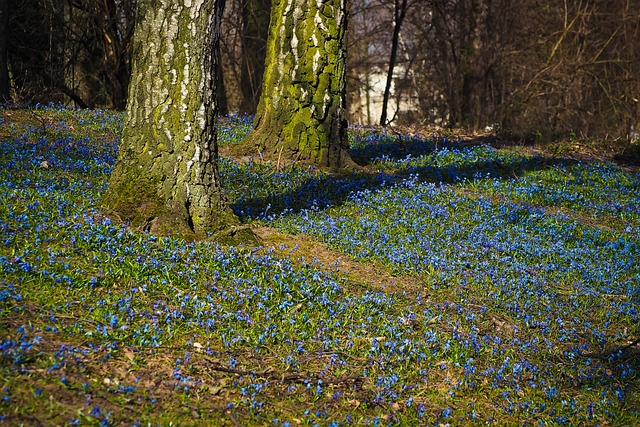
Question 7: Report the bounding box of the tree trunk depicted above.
[102,0,243,241]
[239,0,270,114]
[0,0,10,102]
[239,0,355,168]
[380,0,408,127]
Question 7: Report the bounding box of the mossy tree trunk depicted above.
[101,0,240,240]
[240,0,354,168]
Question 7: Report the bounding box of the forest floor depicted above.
[1,106,639,426]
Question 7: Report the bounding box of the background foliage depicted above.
[1,0,639,141]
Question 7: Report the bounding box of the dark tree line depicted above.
[348,0,640,140]
[2,0,135,109]
[2,0,639,141]
[0,0,270,114]
[0,0,9,103]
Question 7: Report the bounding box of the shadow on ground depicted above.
[564,339,640,416]
[230,132,579,220]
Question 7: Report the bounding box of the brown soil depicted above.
[251,225,422,296]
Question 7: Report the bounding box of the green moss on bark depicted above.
[101,0,254,243]
[236,0,355,169]
[101,164,193,239]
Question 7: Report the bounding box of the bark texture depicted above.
[102,0,241,240]
[240,0,354,168]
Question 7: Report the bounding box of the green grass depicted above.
[0,106,638,426]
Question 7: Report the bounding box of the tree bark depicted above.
[102,0,243,241]
[0,0,10,103]
[239,0,355,168]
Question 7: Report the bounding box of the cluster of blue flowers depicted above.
[0,109,638,426]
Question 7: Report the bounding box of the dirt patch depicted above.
[251,225,421,295]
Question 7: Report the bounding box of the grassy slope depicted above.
[0,107,639,426]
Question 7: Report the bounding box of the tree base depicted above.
[102,205,258,245]
[207,224,259,246]
[100,170,252,242]
[233,131,357,170]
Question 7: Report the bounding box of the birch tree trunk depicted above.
[101,0,244,241]
[239,0,355,168]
